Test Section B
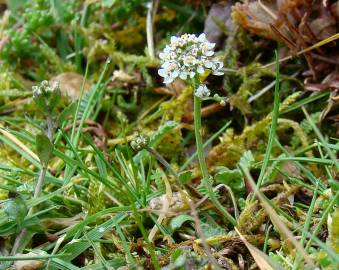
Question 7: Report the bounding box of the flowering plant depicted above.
[157,33,234,224]
[195,84,211,98]
[32,80,61,115]
[32,80,59,97]
[130,133,149,151]
[12,80,60,254]
[158,33,223,98]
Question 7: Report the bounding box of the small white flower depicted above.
[183,55,196,66]
[32,86,41,97]
[158,33,224,84]
[189,71,195,78]
[212,61,224,75]
[32,80,60,97]
[41,80,49,87]
[179,72,188,80]
[198,33,206,42]
[205,50,214,57]
[197,66,205,74]
[158,68,168,78]
[195,84,210,98]
[203,60,212,68]
[171,36,179,44]
[130,134,149,151]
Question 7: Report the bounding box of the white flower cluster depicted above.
[158,33,224,84]
[32,80,60,98]
[130,134,149,151]
[195,84,210,98]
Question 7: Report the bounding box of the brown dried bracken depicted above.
[232,0,339,88]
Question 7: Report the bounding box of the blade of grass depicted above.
[240,167,316,267]
[252,50,280,199]
[0,253,71,261]
[267,157,334,166]
[292,181,319,270]
[304,191,339,253]
[130,202,160,270]
[116,224,136,266]
[49,258,81,270]
[235,227,283,270]
[281,91,329,114]
[57,213,127,262]
[83,230,112,270]
[62,62,90,186]
[263,33,339,68]
[74,4,90,72]
[0,128,39,163]
[301,106,339,169]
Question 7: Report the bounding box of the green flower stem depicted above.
[193,95,209,180]
[11,114,54,255]
[193,81,236,225]
[30,115,54,213]
[10,168,48,255]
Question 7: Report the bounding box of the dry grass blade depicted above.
[235,228,278,270]
[1,1,337,268]
[146,0,159,59]
[190,200,221,270]
[148,168,173,242]
[0,126,39,162]
[263,33,339,68]
[243,170,316,268]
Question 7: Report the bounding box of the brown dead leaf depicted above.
[276,161,301,182]
[112,70,140,84]
[232,0,339,85]
[232,0,279,41]
[149,191,192,213]
[204,1,236,47]
[13,253,43,270]
[50,72,92,99]
[310,17,337,41]
[42,213,84,229]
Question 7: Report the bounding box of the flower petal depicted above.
[212,70,224,76]
[198,33,206,42]
[164,77,174,84]
[197,66,205,74]
[170,36,178,43]
[172,69,179,78]
[205,50,214,57]
[216,61,224,68]
[158,69,167,77]
[195,84,210,98]
[164,46,170,53]
[159,52,168,60]
[204,61,213,68]
[208,43,215,49]
[179,72,188,80]
[162,61,170,69]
